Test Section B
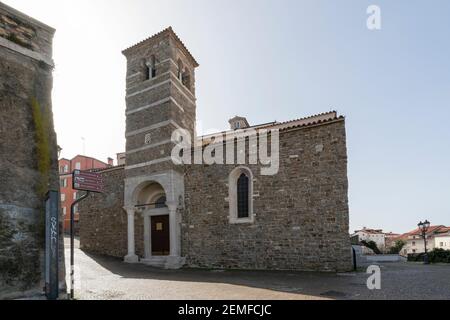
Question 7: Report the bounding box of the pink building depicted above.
[59,155,113,232]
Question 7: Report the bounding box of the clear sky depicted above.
[4,0,450,234]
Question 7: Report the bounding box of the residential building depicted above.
[384,232,401,250]
[398,225,449,256]
[434,228,450,250]
[351,228,387,252]
[59,155,111,232]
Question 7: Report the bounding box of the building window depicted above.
[228,167,254,224]
[64,165,69,173]
[182,70,191,90]
[146,55,156,80]
[62,207,66,216]
[61,194,65,202]
[237,174,249,218]
[61,178,67,188]
[73,192,77,200]
[74,204,79,213]
[177,59,183,81]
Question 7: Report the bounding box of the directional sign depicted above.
[72,170,104,193]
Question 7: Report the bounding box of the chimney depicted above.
[107,157,114,167]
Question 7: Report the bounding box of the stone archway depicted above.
[136,182,170,257]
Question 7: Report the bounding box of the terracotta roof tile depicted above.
[200,111,343,143]
[122,27,199,67]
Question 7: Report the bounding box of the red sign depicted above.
[72,170,104,193]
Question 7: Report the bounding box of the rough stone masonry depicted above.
[0,2,65,299]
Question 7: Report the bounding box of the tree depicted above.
[389,240,406,254]
[361,240,382,255]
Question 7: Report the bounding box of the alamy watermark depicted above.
[367,5,381,30]
[171,128,280,176]
[367,265,381,290]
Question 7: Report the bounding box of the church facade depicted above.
[79,27,352,272]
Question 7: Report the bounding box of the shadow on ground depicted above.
[81,251,367,300]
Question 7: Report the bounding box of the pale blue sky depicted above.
[5,0,450,233]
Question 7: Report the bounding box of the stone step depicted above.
[141,257,169,268]
[140,256,186,269]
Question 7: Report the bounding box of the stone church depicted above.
[80,27,351,272]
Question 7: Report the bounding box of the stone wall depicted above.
[79,167,130,258]
[183,120,351,272]
[0,2,65,299]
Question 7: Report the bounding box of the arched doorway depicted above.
[136,182,170,257]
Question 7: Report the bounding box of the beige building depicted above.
[351,228,387,252]
[434,230,450,250]
[400,226,449,255]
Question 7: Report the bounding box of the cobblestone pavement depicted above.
[65,237,450,300]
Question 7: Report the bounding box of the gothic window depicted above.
[228,167,254,224]
[237,173,249,218]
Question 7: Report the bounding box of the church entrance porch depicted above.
[123,171,185,269]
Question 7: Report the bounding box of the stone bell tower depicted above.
[121,27,199,268]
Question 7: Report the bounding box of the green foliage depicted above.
[408,248,450,263]
[389,240,406,254]
[361,240,382,255]
[31,98,51,196]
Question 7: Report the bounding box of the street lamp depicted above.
[418,220,431,265]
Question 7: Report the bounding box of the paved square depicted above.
[65,238,450,300]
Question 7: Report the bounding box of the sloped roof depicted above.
[395,225,448,240]
[122,27,199,67]
[200,111,343,143]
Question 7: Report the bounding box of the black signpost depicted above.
[45,190,59,300]
[70,170,104,299]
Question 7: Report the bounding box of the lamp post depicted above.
[418,220,431,265]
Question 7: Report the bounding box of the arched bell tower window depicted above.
[229,167,254,224]
[177,59,183,81]
[182,70,191,90]
[145,55,157,80]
